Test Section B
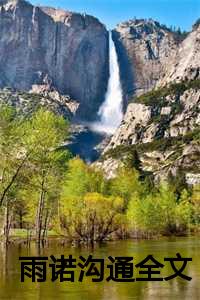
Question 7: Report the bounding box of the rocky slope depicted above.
[158,22,200,85]
[0,0,109,120]
[106,81,200,149]
[0,86,76,118]
[101,80,200,183]
[100,23,200,185]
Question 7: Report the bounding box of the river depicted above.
[0,237,199,299]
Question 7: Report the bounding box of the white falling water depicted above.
[91,31,123,135]
[13,6,17,20]
[32,6,36,25]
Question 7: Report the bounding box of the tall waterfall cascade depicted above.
[92,31,123,135]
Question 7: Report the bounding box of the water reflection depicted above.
[0,237,199,300]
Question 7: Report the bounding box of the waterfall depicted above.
[13,6,17,20]
[32,6,36,25]
[92,31,123,135]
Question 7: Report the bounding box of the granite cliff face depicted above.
[106,84,200,149]
[0,5,183,119]
[158,22,200,85]
[102,82,200,182]
[112,19,179,104]
[0,0,109,120]
[100,23,200,184]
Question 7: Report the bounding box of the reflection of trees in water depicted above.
[0,243,8,285]
[0,239,199,299]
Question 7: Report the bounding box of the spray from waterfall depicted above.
[91,31,123,135]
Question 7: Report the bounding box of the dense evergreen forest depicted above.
[0,104,199,245]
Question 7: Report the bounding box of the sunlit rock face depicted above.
[106,23,200,152]
[0,0,109,120]
[158,23,200,85]
[105,88,200,151]
[113,19,179,102]
[99,21,200,182]
[101,85,200,182]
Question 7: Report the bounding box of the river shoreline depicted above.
[1,230,199,247]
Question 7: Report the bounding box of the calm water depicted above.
[0,237,199,300]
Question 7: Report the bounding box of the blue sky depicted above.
[32,0,199,31]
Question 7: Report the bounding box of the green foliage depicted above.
[109,167,142,209]
[191,185,200,225]
[62,158,107,202]
[0,104,26,207]
[61,192,124,242]
[127,193,163,235]
[134,79,200,107]
[0,105,70,241]
[127,183,193,237]
[175,189,192,231]
[0,104,199,243]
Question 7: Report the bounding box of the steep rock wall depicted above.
[0,0,109,120]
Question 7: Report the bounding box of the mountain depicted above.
[0,2,183,119]
[112,19,180,106]
[100,23,200,185]
[0,0,109,120]
[0,0,199,184]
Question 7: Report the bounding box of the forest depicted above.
[0,104,199,245]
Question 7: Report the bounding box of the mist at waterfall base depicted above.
[68,32,123,163]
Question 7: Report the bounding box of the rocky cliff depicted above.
[0,0,109,120]
[101,80,200,182]
[100,23,200,185]
[112,19,179,104]
[106,81,200,149]
[158,22,200,85]
[0,86,77,118]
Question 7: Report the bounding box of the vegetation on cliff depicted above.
[134,79,200,107]
[102,78,200,182]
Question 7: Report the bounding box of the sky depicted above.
[31,0,200,31]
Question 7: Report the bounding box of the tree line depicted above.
[0,104,199,245]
